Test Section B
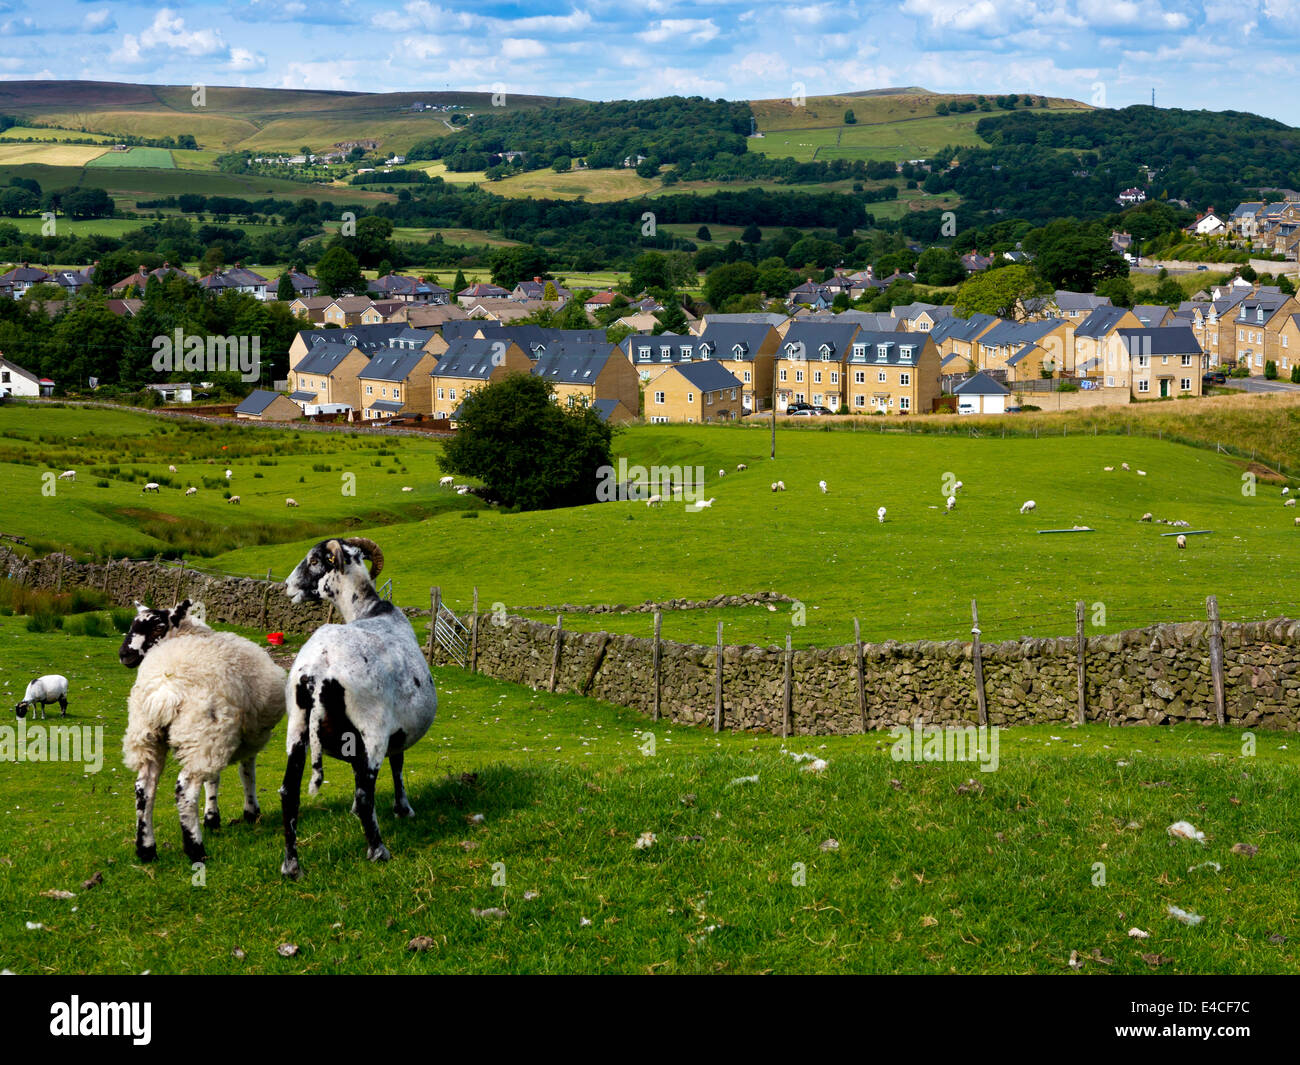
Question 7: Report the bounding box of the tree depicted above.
[1030,221,1127,290]
[953,264,1046,320]
[1290,364,1300,384]
[441,373,614,511]
[696,225,712,242]
[914,248,965,287]
[844,109,857,124]
[277,273,296,301]
[704,261,758,307]
[635,158,660,179]
[453,269,468,293]
[551,156,571,172]
[316,245,366,297]
[1095,276,1135,308]
[1266,360,1278,380]
[741,224,762,244]
[489,245,550,289]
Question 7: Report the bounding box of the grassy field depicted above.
[0,126,116,143]
[0,143,104,167]
[0,610,1296,975]
[6,400,1300,652]
[85,147,175,170]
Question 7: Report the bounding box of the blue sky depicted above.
[2,1,1298,124]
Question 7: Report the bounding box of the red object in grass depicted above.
[267,632,285,646]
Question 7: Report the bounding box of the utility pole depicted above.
[770,369,777,459]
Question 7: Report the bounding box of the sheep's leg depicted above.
[280,731,308,880]
[239,757,260,823]
[134,757,163,862]
[203,777,221,832]
[58,695,66,718]
[175,769,207,864]
[390,748,414,819]
[352,756,390,863]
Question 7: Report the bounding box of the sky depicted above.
[1,0,1298,124]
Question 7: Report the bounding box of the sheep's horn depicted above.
[344,537,384,579]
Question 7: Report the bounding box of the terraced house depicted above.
[1232,288,1299,373]
[531,345,639,421]
[644,361,744,423]
[1072,305,1142,380]
[287,340,369,414]
[775,320,858,411]
[358,347,438,421]
[1173,291,1249,368]
[430,338,531,422]
[844,331,940,415]
[974,318,1074,382]
[289,323,416,371]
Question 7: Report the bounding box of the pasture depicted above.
[85,147,176,170]
[0,613,1297,975]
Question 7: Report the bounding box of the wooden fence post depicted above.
[470,586,479,674]
[259,568,273,628]
[652,610,662,722]
[426,587,438,665]
[713,621,724,733]
[1207,595,1226,726]
[782,633,793,739]
[173,559,187,607]
[1075,600,1087,726]
[549,615,563,692]
[581,633,610,696]
[854,618,867,733]
[971,598,988,726]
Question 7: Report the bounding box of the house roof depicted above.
[1053,290,1112,312]
[672,361,742,392]
[234,389,284,415]
[296,323,407,354]
[369,274,447,299]
[1074,305,1132,338]
[368,400,405,413]
[701,312,787,328]
[695,322,776,361]
[0,356,39,385]
[928,312,997,345]
[844,331,931,364]
[431,339,511,379]
[358,349,427,382]
[532,349,617,384]
[1131,305,1170,326]
[780,320,859,358]
[294,341,361,376]
[0,266,52,284]
[952,371,1010,396]
[1116,326,1202,356]
[978,318,1061,348]
[591,398,621,421]
[289,390,318,402]
[457,283,509,298]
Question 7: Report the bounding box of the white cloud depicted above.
[501,38,547,59]
[83,9,116,35]
[638,18,721,44]
[228,48,266,72]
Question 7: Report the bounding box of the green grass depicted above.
[0,613,1296,974]
[85,147,176,170]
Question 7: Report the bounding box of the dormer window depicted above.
[900,346,914,363]
[699,344,711,358]
[682,345,693,359]
[876,345,889,362]
[732,344,745,358]
[637,346,651,361]
[660,346,672,361]
[852,343,865,359]
[819,345,832,361]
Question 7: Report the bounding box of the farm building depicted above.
[234,389,302,422]
[145,382,193,403]
[952,371,1011,415]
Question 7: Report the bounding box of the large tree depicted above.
[316,245,366,298]
[442,373,614,511]
[1028,220,1128,291]
[953,264,1048,320]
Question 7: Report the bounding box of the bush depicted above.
[63,612,113,638]
[26,612,61,633]
[110,607,135,633]
[1290,365,1300,384]
[1020,404,1042,411]
[1056,381,1080,392]
[1265,360,1278,380]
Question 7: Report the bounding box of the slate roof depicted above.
[928,312,997,345]
[368,400,405,413]
[844,331,930,364]
[294,341,361,376]
[234,389,283,415]
[1116,327,1203,356]
[591,398,621,421]
[358,349,427,382]
[695,322,775,361]
[532,349,617,384]
[779,320,859,358]
[673,361,742,392]
[1131,305,1171,326]
[977,318,1061,349]
[289,390,318,401]
[296,323,407,355]
[952,371,1010,396]
[431,339,510,379]
[1074,305,1132,339]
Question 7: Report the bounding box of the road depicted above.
[1219,376,1300,393]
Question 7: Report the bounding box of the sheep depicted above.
[1140,513,1153,522]
[1287,499,1297,508]
[1121,463,1130,471]
[185,486,197,496]
[695,498,716,508]
[646,494,662,507]
[718,469,726,478]
[945,495,956,512]
[953,481,963,492]
[1294,516,1299,526]
[819,480,828,493]
[224,469,233,479]
[1285,487,1292,496]
[401,486,413,492]
[142,482,161,493]
[439,476,455,488]
[1176,534,1187,550]
[771,483,779,492]
[57,470,75,481]
[120,600,286,864]
[1136,470,1147,477]
[286,498,299,508]
[456,486,470,495]
[776,481,786,491]
[15,675,67,720]
[1020,500,1036,514]
[280,538,436,877]
[737,464,748,472]
[877,506,886,523]
[1103,466,1114,472]
[168,465,177,474]
[227,496,240,505]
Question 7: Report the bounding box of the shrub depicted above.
[63,612,113,638]
[110,607,135,633]
[26,612,61,633]
[1291,365,1300,384]
[1265,360,1278,380]
[1056,381,1080,392]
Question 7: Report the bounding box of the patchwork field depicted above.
[85,147,176,169]
[0,143,105,167]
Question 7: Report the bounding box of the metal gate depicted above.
[434,602,470,668]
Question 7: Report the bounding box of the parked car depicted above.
[810,406,834,416]
[1203,371,1227,385]
[785,402,814,414]
[1196,265,1209,271]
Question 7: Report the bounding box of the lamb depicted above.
[227,496,240,504]
[945,495,956,512]
[120,600,286,864]
[819,480,828,493]
[1140,513,1153,522]
[185,486,197,497]
[877,506,886,523]
[737,464,748,472]
[57,470,75,481]
[224,469,233,479]
[439,476,455,488]
[1020,500,1036,514]
[1176,534,1187,549]
[142,482,160,493]
[280,538,437,877]
[646,494,662,507]
[168,465,177,474]
[695,498,716,508]
[15,675,67,720]
[286,498,299,508]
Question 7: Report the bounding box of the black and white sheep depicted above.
[119,600,286,863]
[15,675,68,719]
[279,538,437,878]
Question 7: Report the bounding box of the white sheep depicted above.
[1176,534,1187,549]
[1293,516,1299,526]
[185,486,197,496]
[15,675,68,720]
[1140,512,1153,522]
[819,480,828,493]
[718,469,726,478]
[1103,466,1114,472]
[737,464,747,472]
[401,486,413,492]
[1020,500,1036,514]
[120,600,286,864]
[1121,463,1130,471]
[224,468,233,479]
[439,476,455,488]
[771,482,779,492]
[168,465,177,474]
[142,482,160,493]
[945,495,956,512]
[280,538,436,877]
[776,481,786,491]
[227,495,240,504]
[456,486,470,495]
[57,470,75,481]
[1136,470,1147,477]
[646,494,662,507]
[877,506,886,523]
[953,481,963,492]
[1284,487,1291,496]
[286,498,299,508]
[695,498,716,508]
[1287,499,1297,508]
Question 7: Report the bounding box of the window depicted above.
[813,394,822,405]
[730,389,737,400]
[687,392,694,403]
[393,389,400,401]
[820,346,832,361]
[638,346,651,362]
[899,397,910,411]
[813,371,822,384]
[795,393,805,403]
[1137,355,1148,368]
[660,346,672,361]
[854,371,865,384]
[876,345,889,361]
[795,370,804,383]
[1138,380,1149,393]
[705,392,712,405]
[652,391,665,405]
[650,416,669,424]
[852,344,865,359]
[365,385,373,395]
[855,394,865,407]
[1181,378,1192,391]
[1181,354,1192,366]
[682,346,693,359]
[900,372,910,386]
[437,387,444,400]
[900,346,914,362]
[779,369,787,382]
[878,371,887,383]
[449,389,456,400]
[743,371,752,383]
[1105,376,1114,387]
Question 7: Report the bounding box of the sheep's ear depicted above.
[169,600,191,628]
[134,601,149,615]
[326,539,345,570]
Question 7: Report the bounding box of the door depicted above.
[1159,379,1169,398]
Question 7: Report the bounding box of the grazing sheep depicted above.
[877,506,886,523]
[819,480,828,493]
[1176,534,1187,549]
[1103,466,1114,472]
[1020,500,1036,514]
[285,498,299,508]
[695,498,716,508]
[15,675,67,720]
[1136,470,1147,477]
[280,538,436,877]
[776,481,786,491]
[1294,516,1299,526]
[401,486,413,492]
[439,476,455,488]
[227,496,240,505]
[57,470,75,481]
[168,465,177,474]
[1140,513,1153,522]
[953,481,963,492]
[646,494,662,507]
[1287,499,1297,508]
[185,486,197,496]
[456,486,470,495]
[120,600,286,863]
[1171,520,1190,528]
[142,482,160,493]
[1283,487,1291,496]
[771,482,779,492]
[1121,463,1130,471]
[945,496,956,512]
[718,469,726,478]
[737,464,747,472]
[224,469,233,479]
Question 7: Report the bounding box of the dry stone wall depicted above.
[8,553,1300,733]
